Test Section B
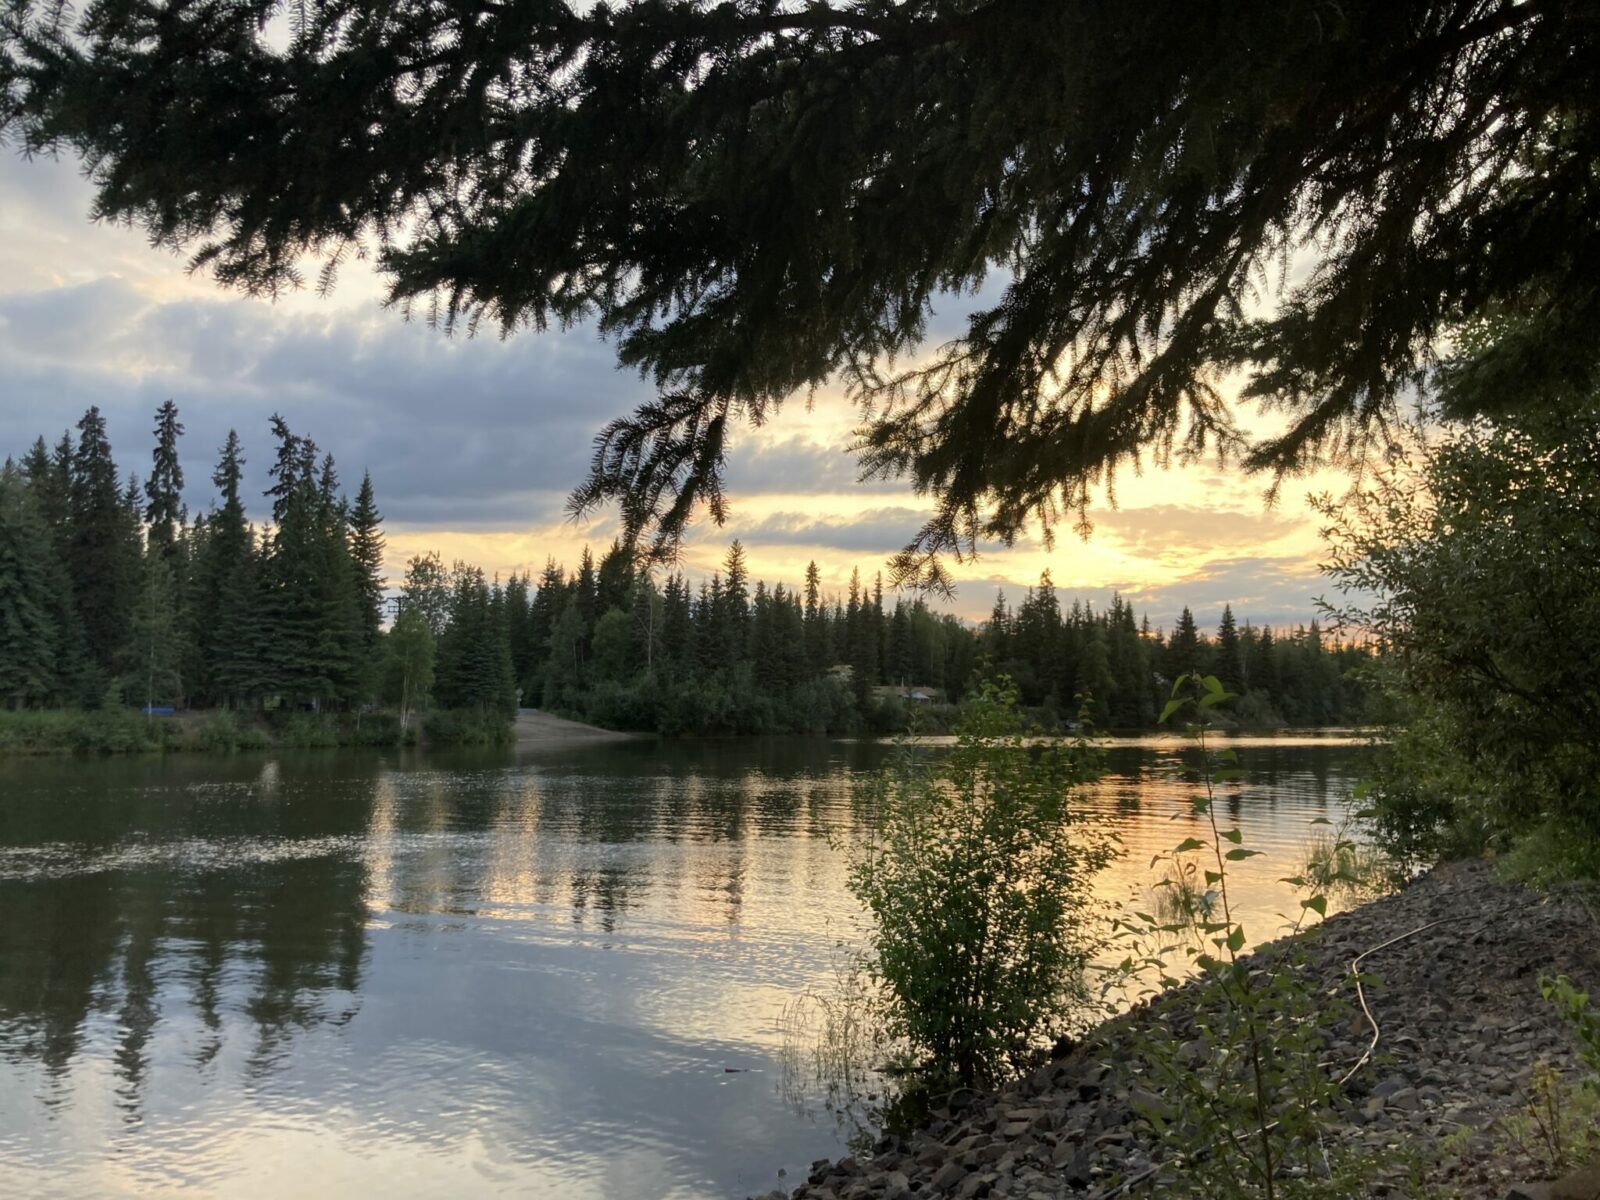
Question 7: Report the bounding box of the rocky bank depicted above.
[759,860,1600,1200]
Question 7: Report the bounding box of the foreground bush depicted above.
[851,678,1113,1090]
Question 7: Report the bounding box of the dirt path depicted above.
[512,708,636,744]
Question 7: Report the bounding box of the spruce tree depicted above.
[1216,605,1245,696]
[347,471,385,645]
[0,463,59,707]
[67,407,136,685]
[126,548,184,709]
[197,432,258,706]
[1168,607,1203,683]
[720,541,750,664]
[596,540,634,615]
[265,414,302,524]
[22,433,89,702]
[660,573,693,671]
[803,560,828,674]
[144,400,184,557]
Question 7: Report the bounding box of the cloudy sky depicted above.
[1,150,1351,631]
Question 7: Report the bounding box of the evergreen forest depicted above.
[0,404,1373,747]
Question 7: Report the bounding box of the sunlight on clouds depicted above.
[2,151,1352,633]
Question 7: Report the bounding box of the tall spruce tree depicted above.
[67,407,137,685]
[1215,605,1245,696]
[1168,607,1203,683]
[197,432,258,705]
[0,462,59,707]
[348,471,385,645]
[144,400,184,557]
[21,433,89,702]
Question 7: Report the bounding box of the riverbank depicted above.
[0,706,515,755]
[512,707,639,745]
[768,860,1600,1200]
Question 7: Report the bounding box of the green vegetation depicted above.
[1113,676,1370,1199]
[0,706,439,754]
[1321,400,1600,880]
[0,405,514,749]
[848,679,1114,1091]
[979,586,1367,729]
[1,404,1371,749]
[503,545,1371,737]
[1543,975,1600,1092]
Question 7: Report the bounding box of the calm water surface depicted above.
[0,732,1369,1198]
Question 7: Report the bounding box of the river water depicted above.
[0,732,1369,1198]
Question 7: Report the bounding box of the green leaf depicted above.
[1226,926,1246,952]
[1220,828,1243,844]
[1225,848,1261,860]
[1173,837,1207,854]
[1203,870,1222,885]
[1158,698,1186,725]
[1302,895,1328,917]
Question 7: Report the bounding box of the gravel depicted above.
[753,861,1600,1200]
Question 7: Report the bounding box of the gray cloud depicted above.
[0,154,1345,626]
[0,273,647,528]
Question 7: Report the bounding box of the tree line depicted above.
[980,578,1371,730]
[403,544,1371,736]
[0,404,392,719]
[0,403,1371,737]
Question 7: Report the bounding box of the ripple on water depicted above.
[0,735,1368,1198]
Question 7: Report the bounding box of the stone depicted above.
[1554,1163,1600,1200]
[1387,1087,1421,1112]
[1373,1074,1411,1099]
[929,1160,968,1193]
[1128,1087,1173,1120]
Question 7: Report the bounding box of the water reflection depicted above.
[0,733,1367,1198]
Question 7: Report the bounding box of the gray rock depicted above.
[929,1160,968,1193]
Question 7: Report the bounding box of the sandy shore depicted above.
[512,708,637,744]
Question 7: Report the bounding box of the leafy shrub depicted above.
[198,711,245,751]
[423,708,514,745]
[270,712,341,748]
[1321,406,1600,876]
[850,677,1113,1089]
[1544,975,1600,1090]
[1114,675,1367,1199]
[343,711,403,747]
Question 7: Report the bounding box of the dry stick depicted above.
[1087,909,1494,1200]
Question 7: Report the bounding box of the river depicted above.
[0,731,1371,1198]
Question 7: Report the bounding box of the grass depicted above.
[0,706,508,755]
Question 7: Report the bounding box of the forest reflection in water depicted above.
[0,732,1369,1198]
